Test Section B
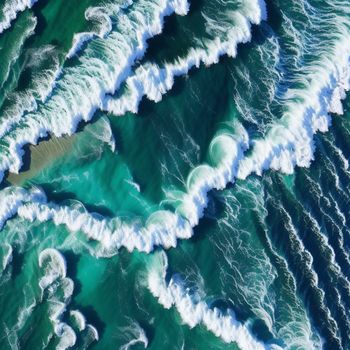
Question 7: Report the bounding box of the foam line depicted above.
[0,0,38,34]
[38,248,99,348]
[237,35,350,179]
[104,0,267,115]
[0,1,123,139]
[148,252,282,349]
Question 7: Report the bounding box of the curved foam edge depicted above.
[70,310,86,332]
[104,0,266,116]
[0,0,38,34]
[66,2,123,59]
[147,252,282,349]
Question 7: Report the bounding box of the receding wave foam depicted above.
[104,0,266,115]
[38,248,99,349]
[0,0,38,34]
[66,2,125,59]
[147,252,282,349]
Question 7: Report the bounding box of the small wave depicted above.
[119,320,148,350]
[0,0,38,34]
[104,0,266,115]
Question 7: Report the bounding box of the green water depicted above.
[0,0,350,349]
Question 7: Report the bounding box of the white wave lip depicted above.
[0,0,38,34]
[0,0,190,180]
[66,3,122,59]
[70,310,86,331]
[38,248,76,349]
[237,35,350,179]
[0,0,267,253]
[104,0,267,116]
[148,252,281,350]
[119,320,149,350]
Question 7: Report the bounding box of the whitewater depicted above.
[0,0,350,349]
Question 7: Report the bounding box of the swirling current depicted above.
[0,0,349,349]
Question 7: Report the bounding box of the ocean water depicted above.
[0,0,349,349]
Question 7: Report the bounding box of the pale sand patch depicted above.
[7,134,75,185]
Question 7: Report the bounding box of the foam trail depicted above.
[119,320,149,350]
[1,243,12,272]
[0,0,38,34]
[0,14,37,95]
[86,324,99,342]
[0,128,248,255]
[104,0,267,115]
[148,252,282,349]
[0,0,190,181]
[66,2,123,59]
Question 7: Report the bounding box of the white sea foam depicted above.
[0,0,38,34]
[66,2,123,59]
[0,47,61,138]
[104,0,266,115]
[0,129,246,254]
[148,252,281,349]
[55,322,77,350]
[237,34,350,179]
[1,243,13,271]
[38,248,68,293]
[70,310,86,331]
[0,14,36,93]
[0,2,349,265]
[119,320,149,350]
[38,249,77,349]
[37,248,99,348]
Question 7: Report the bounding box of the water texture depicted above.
[0,0,349,349]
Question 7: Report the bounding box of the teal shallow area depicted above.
[0,0,350,349]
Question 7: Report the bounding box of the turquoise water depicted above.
[0,0,350,349]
